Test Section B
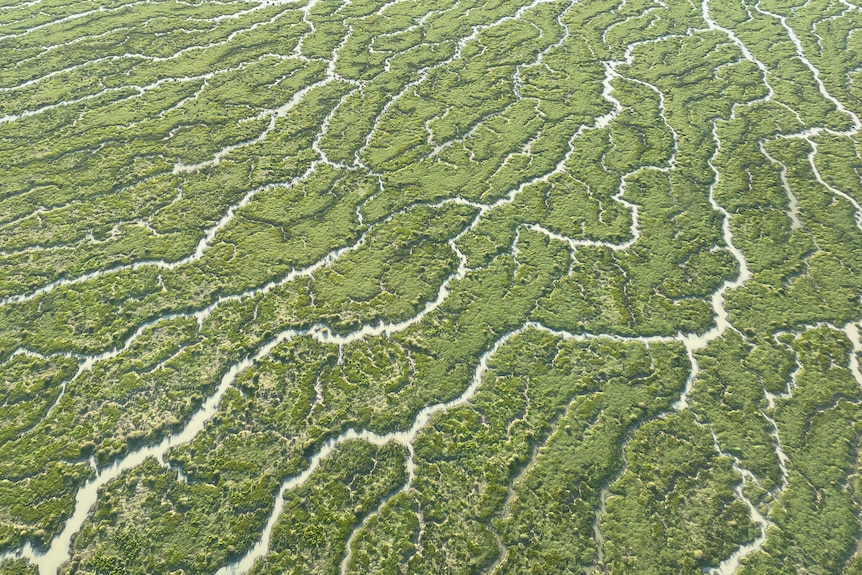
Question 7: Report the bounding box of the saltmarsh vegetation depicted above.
[1,0,861,573]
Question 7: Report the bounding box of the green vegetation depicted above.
[1,0,861,573]
[602,413,757,574]
[0,559,38,575]
[737,327,862,575]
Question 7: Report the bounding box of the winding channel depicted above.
[2,0,862,573]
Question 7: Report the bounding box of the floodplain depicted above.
[1,0,862,574]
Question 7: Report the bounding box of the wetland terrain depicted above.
[1,0,862,573]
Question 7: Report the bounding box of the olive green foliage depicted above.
[1,0,862,573]
[602,413,758,574]
[0,559,38,575]
[249,441,408,575]
[737,328,862,575]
